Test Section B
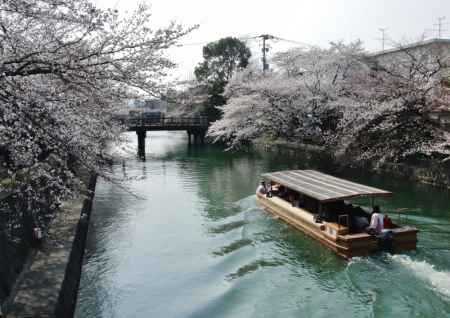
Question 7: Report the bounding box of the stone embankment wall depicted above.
[257,141,450,189]
[375,161,450,189]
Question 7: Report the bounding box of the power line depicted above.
[174,41,211,47]
[271,36,312,47]
[255,34,313,73]
[175,35,260,48]
[238,36,260,41]
[173,34,313,74]
[175,35,311,48]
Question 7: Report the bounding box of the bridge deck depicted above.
[125,116,208,132]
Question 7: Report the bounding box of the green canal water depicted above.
[76,131,450,318]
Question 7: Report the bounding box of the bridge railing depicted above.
[128,116,208,128]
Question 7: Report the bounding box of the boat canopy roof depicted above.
[261,170,392,203]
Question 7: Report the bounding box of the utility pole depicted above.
[436,16,446,38]
[425,17,447,39]
[378,28,388,51]
[259,34,274,74]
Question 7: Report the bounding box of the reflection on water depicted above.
[76,131,450,318]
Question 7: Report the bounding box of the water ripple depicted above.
[226,258,285,280]
[209,220,248,234]
[212,239,254,256]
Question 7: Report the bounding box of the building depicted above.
[368,38,450,60]
[128,99,168,114]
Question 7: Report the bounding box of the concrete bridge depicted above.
[125,115,209,157]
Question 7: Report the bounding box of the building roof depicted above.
[261,170,392,203]
[368,38,450,58]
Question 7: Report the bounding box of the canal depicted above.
[75,131,450,317]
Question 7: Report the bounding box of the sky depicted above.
[94,0,450,81]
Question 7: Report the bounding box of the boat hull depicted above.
[257,194,418,259]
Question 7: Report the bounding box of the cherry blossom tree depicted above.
[165,81,208,117]
[342,41,450,164]
[209,40,450,165]
[0,0,193,239]
[209,41,367,149]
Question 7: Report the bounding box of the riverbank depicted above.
[254,139,450,190]
[3,173,96,318]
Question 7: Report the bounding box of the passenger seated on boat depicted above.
[266,183,273,197]
[352,215,369,232]
[256,181,267,195]
[271,183,280,195]
[383,214,393,229]
[368,206,384,234]
[304,196,318,214]
[291,192,300,207]
[287,190,298,206]
[316,201,343,223]
[298,194,305,208]
[317,203,331,222]
[351,206,369,217]
[278,186,288,199]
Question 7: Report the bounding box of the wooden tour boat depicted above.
[256,170,418,259]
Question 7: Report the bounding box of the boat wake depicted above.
[391,254,450,298]
[234,195,259,211]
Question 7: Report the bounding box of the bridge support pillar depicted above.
[187,129,207,145]
[199,130,206,144]
[137,130,146,158]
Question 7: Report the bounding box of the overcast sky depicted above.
[95,0,450,80]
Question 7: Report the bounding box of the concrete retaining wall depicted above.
[54,174,97,318]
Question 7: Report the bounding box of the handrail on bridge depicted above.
[128,115,208,128]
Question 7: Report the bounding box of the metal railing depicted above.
[128,116,208,128]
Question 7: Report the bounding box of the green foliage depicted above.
[0,178,12,188]
[195,37,251,84]
[194,37,251,122]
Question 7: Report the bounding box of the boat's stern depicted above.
[390,227,419,252]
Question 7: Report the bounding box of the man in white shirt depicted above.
[369,206,384,234]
